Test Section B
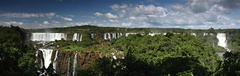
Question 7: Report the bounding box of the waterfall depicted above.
[91,33,94,39]
[125,33,129,36]
[104,33,107,40]
[148,33,155,36]
[108,33,111,40]
[72,53,77,76]
[67,58,71,76]
[203,33,208,36]
[119,33,122,38]
[73,33,81,41]
[125,33,137,36]
[112,33,116,39]
[35,50,38,63]
[31,33,67,41]
[39,48,54,69]
[80,34,82,41]
[191,33,196,36]
[163,33,166,35]
[116,33,119,38]
[73,33,80,41]
[104,33,112,40]
[216,33,230,52]
[53,51,58,74]
[40,56,44,69]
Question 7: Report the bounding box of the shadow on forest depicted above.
[77,50,209,76]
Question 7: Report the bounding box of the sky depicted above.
[0,0,240,29]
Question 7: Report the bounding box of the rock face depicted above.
[36,50,100,76]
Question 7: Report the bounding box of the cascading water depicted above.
[73,33,81,41]
[72,53,77,76]
[53,50,58,74]
[104,33,123,40]
[67,58,71,76]
[39,48,54,69]
[104,33,107,40]
[91,33,94,39]
[80,34,82,41]
[116,33,120,38]
[108,33,111,40]
[125,33,137,36]
[216,33,230,52]
[35,50,39,64]
[31,33,67,41]
[40,57,44,69]
[216,33,231,60]
[112,33,116,39]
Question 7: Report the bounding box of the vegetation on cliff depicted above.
[2,25,240,76]
[77,33,221,76]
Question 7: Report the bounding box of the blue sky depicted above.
[0,0,240,29]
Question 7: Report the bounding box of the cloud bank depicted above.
[1,0,240,29]
[93,0,240,29]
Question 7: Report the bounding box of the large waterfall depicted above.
[39,48,54,69]
[216,33,230,52]
[31,33,67,41]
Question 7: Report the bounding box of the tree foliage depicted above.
[78,33,221,76]
[0,26,36,75]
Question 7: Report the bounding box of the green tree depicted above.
[0,26,37,75]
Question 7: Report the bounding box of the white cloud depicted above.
[170,4,185,11]
[1,12,55,18]
[94,12,103,17]
[122,23,132,26]
[119,10,126,18]
[2,21,23,25]
[90,3,240,29]
[63,17,73,21]
[43,21,49,25]
[52,20,59,24]
[131,4,167,17]
[3,0,240,29]
[56,15,73,21]
[109,19,118,22]
[104,13,118,19]
[110,4,120,10]
[110,4,128,10]
[129,16,136,20]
